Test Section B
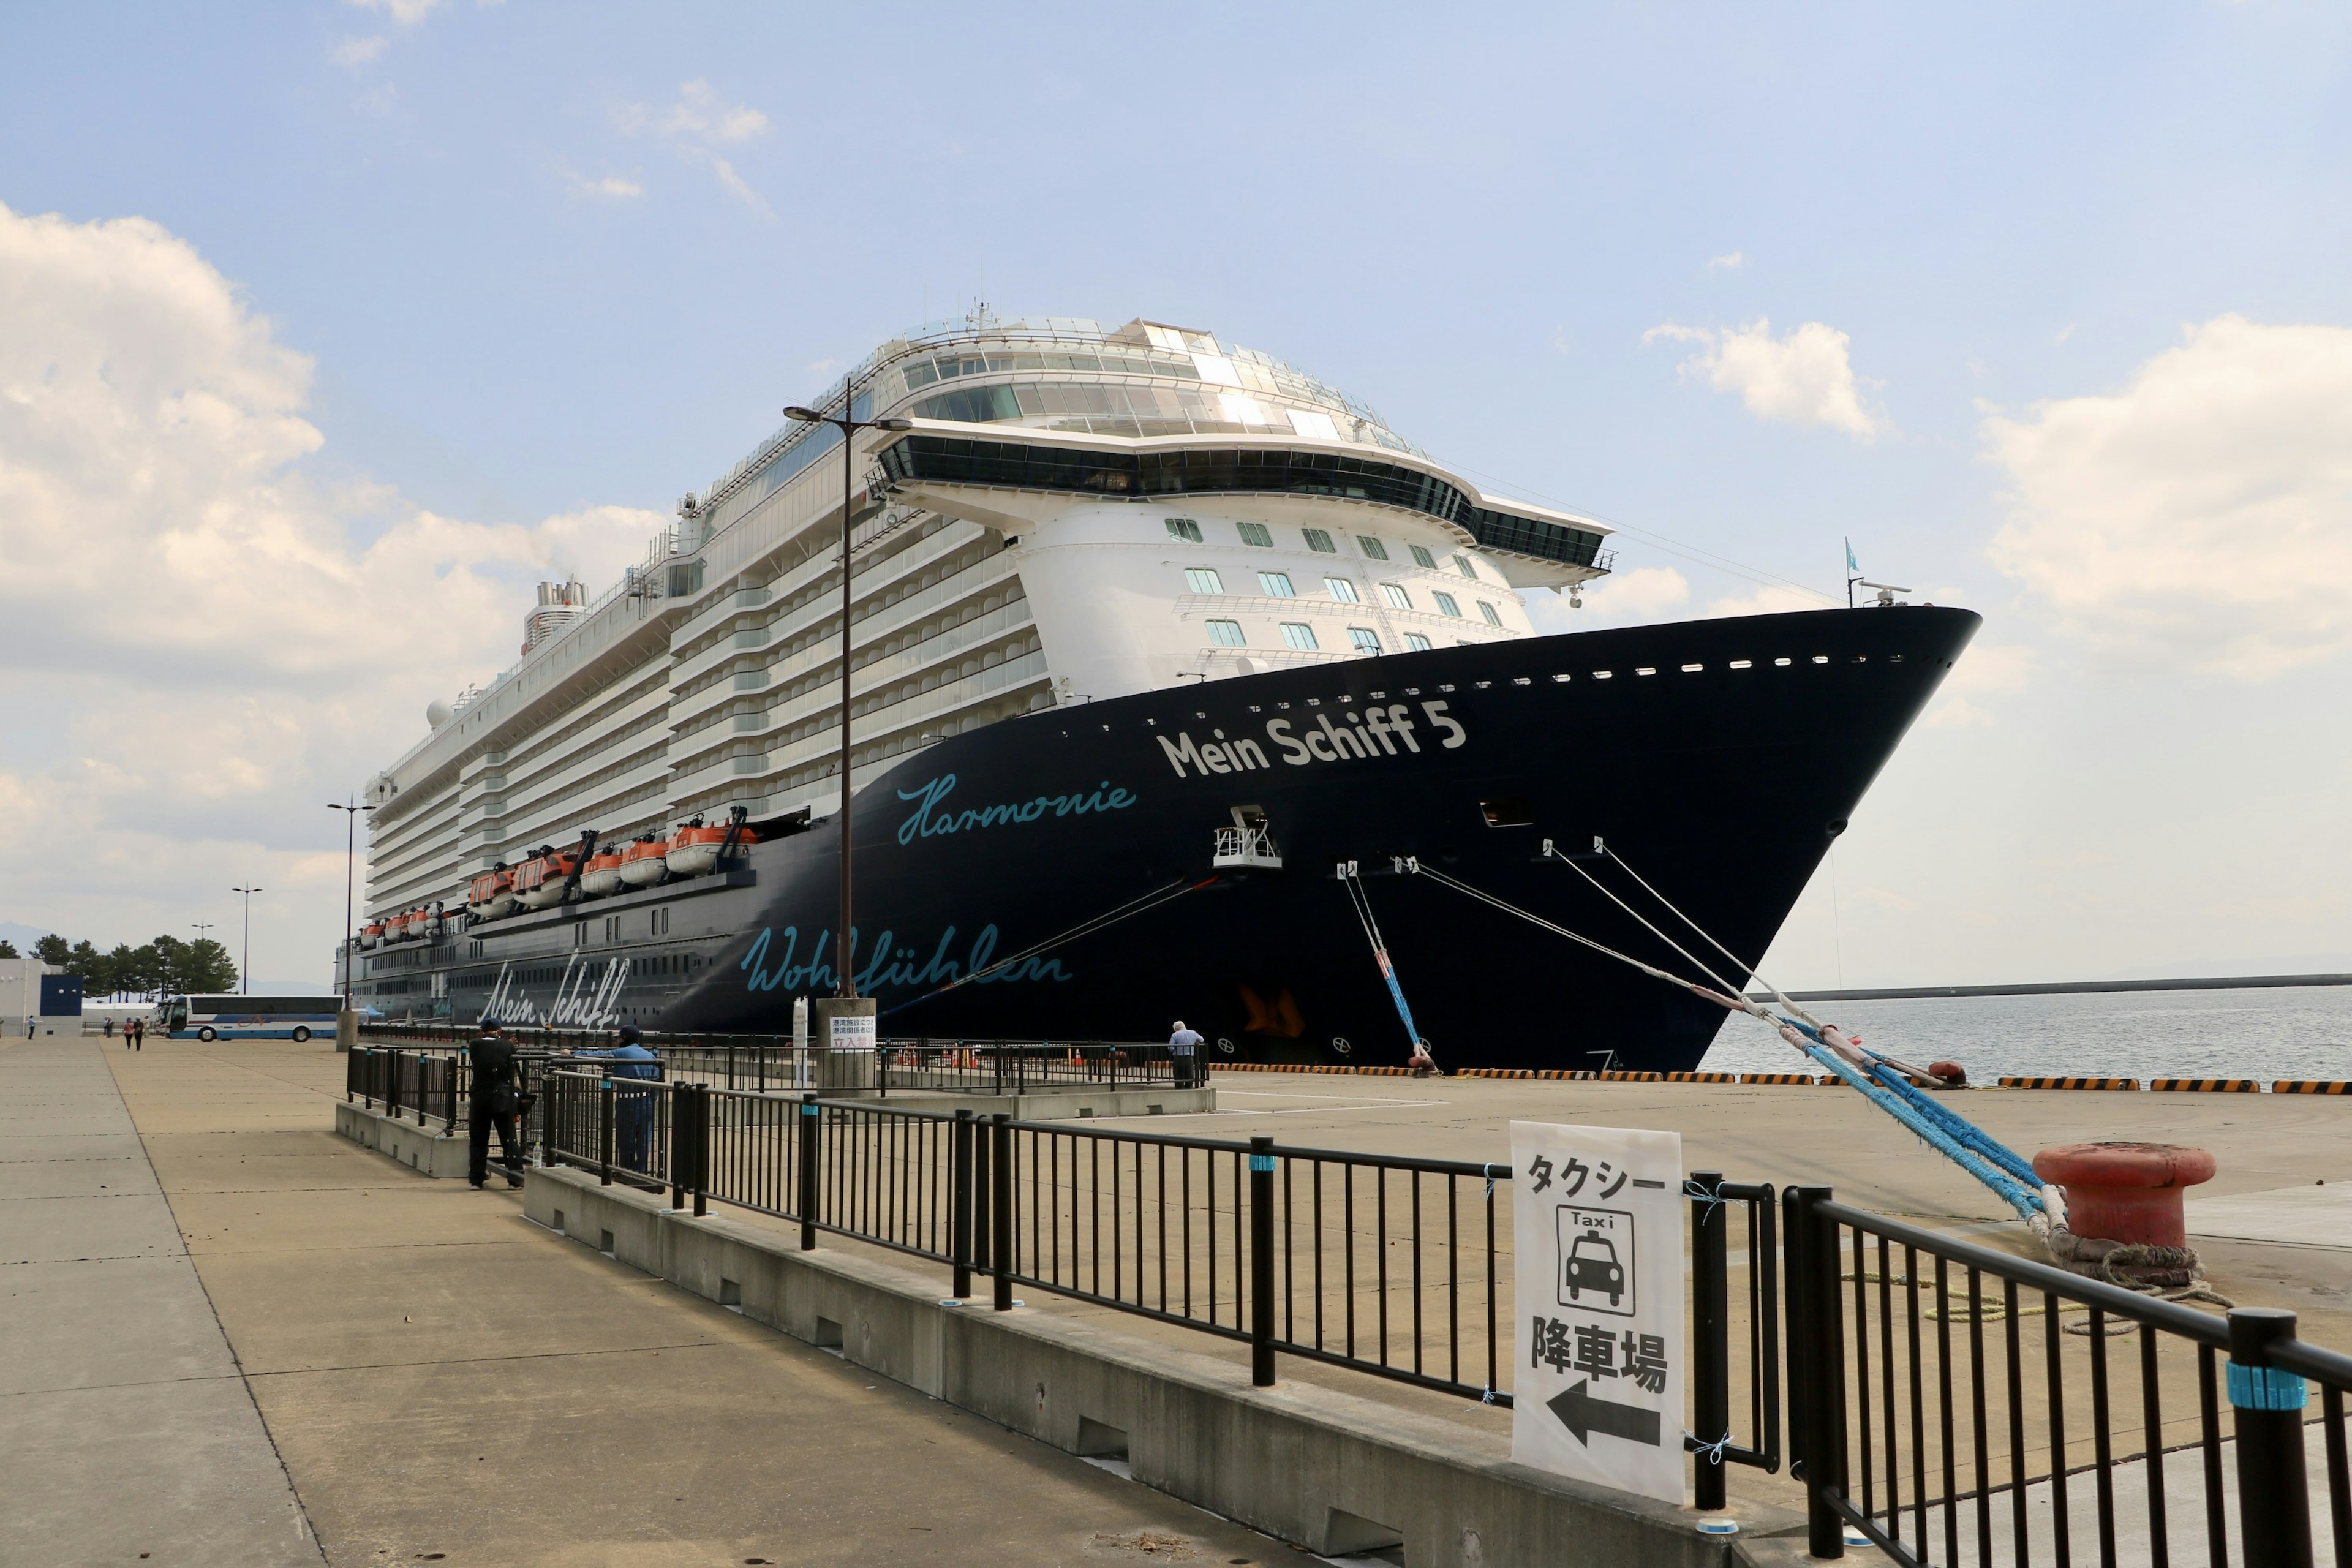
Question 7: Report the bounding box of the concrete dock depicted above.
[1,1036,1295,1567]
[7,1035,2345,1565]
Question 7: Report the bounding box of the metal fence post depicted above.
[692,1085,709,1219]
[1691,1170,1729,1510]
[388,1049,404,1121]
[668,1085,687,1211]
[598,1079,614,1186]
[951,1109,975,1300]
[798,1093,819,1251]
[2228,1306,2315,1568]
[1250,1135,1276,1387]
[990,1114,1014,1311]
[1793,1185,1846,1559]
[445,1054,460,1132]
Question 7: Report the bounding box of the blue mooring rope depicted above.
[1795,1041,2045,1221]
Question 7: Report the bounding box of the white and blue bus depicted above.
[153,995,345,1042]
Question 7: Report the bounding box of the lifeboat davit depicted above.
[469,865,517,920]
[617,833,669,888]
[513,846,583,911]
[666,815,759,878]
[579,847,625,897]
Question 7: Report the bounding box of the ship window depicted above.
[1257,571,1296,598]
[1433,592,1462,618]
[1379,582,1411,610]
[1206,619,1246,647]
[1357,535,1389,560]
[1280,622,1319,650]
[1302,528,1338,554]
[1325,576,1360,603]
[1729,659,1752,669]
[1237,521,1273,548]
[1348,627,1382,655]
[1409,544,1436,568]
[1775,657,1792,666]
[1184,567,1224,594]
[1404,633,1432,652]
[1164,517,1203,543]
[1481,797,1534,827]
[1454,555,1478,579]
[1478,600,1502,626]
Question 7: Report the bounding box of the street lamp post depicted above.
[326,801,377,1011]
[779,398,912,1001]
[230,886,263,994]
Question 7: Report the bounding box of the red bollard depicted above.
[2032,1141,2217,1248]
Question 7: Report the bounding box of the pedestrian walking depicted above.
[466,1021,525,1189]
[130,1018,143,1051]
[576,1025,661,1171]
[105,1018,115,1042]
[1169,1020,1204,1088]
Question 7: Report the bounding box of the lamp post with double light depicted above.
[326,801,375,1012]
[230,885,262,994]
[778,398,911,1002]
[778,396,911,1087]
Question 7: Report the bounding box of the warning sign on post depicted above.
[1509,1121,1684,1504]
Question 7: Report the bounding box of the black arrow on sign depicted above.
[1548,1379,1662,1448]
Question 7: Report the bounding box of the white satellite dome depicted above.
[425,699,454,729]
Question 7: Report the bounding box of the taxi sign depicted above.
[1509,1121,1685,1504]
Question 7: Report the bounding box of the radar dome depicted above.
[426,699,454,729]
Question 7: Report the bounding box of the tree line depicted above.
[0,933,240,998]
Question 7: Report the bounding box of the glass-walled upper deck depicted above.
[696,316,1424,540]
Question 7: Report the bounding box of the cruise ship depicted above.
[342,314,1977,1071]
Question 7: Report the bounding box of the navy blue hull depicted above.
[351,606,1977,1072]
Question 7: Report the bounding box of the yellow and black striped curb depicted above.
[1214,1062,1420,1076]
[1206,1065,2350,1093]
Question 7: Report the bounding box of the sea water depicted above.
[1694,984,2352,1084]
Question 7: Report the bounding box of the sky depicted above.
[1,2,2348,991]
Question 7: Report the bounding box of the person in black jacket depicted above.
[467,1022,525,1189]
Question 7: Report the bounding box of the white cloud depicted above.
[1702,583,1827,619]
[1983,315,2352,679]
[332,35,389,66]
[1707,251,1745,271]
[348,0,442,24]
[1646,317,1887,437]
[613,80,774,215]
[565,170,644,200]
[1922,643,2035,729]
[0,201,664,967]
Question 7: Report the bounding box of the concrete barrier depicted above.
[524,1163,1804,1567]
[335,1101,472,1179]
[878,1085,1216,1120]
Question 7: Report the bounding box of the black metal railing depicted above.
[1785,1186,2352,1565]
[530,1076,1781,1426]
[357,1025,1183,1098]
[1688,1172,1782,1507]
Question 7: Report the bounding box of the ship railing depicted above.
[1782,1186,2351,1565]
[526,1074,1784,1467]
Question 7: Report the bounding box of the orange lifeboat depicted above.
[360,918,386,949]
[513,846,583,911]
[469,864,517,920]
[665,814,759,878]
[579,846,625,897]
[617,832,669,889]
[392,910,420,941]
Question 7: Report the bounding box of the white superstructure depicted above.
[358,315,1614,922]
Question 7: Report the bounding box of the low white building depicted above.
[0,957,77,1038]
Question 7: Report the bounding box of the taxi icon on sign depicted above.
[1563,1232,1625,1308]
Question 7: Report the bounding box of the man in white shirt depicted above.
[1168,1020,1204,1088]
